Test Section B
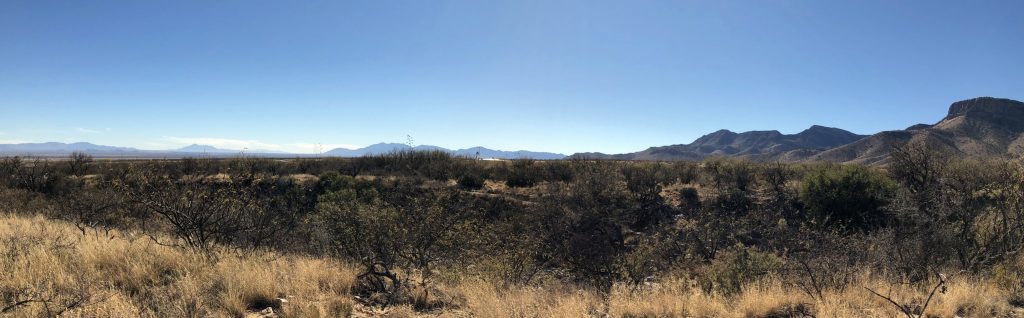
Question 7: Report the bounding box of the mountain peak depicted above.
[947,97,1024,118]
[798,125,853,135]
[804,125,831,131]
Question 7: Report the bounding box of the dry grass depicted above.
[0,214,357,318]
[2,213,1022,317]
[457,279,600,317]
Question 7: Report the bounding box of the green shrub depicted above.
[700,245,783,295]
[678,187,700,211]
[457,174,485,190]
[710,188,750,217]
[702,158,754,192]
[993,255,1024,306]
[505,160,538,188]
[800,165,894,232]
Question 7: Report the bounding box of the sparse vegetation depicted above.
[4,148,1024,317]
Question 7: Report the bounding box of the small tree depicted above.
[66,152,93,177]
[54,182,126,236]
[888,143,949,218]
[621,163,673,230]
[543,162,629,293]
[312,186,473,306]
[121,169,298,253]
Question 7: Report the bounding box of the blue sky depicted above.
[1,1,1022,154]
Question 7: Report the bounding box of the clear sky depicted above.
[1,1,1022,154]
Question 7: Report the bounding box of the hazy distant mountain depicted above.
[453,146,566,160]
[324,143,410,157]
[176,144,237,153]
[574,125,865,162]
[0,142,141,155]
[324,143,566,160]
[0,141,563,159]
[171,144,287,154]
[0,142,282,157]
[815,97,1024,164]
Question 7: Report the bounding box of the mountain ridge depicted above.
[813,97,1024,164]
[572,125,866,161]
[572,97,1024,164]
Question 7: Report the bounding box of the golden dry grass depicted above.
[2,213,1022,317]
[0,214,357,318]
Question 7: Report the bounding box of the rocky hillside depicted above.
[575,125,865,162]
[575,97,1024,164]
[815,97,1024,164]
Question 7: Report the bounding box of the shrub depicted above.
[702,158,754,192]
[700,245,783,295]
[672,161,699,184]
[457,174,485,190]
[800,165,894,232]
[622,163,673,229]
[67,152,93,177]
[544,161,575,183]
[121,172,302,252]
[678,187,700,211]
[543,162,630,292]
[993,255,1024,306]
[505,160,538,188]
[710,188,751,217]
[888,142,950,217]
[311,187,474,305]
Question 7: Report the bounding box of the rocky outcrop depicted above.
[814,97,1024,164]
[946,97,1024,119]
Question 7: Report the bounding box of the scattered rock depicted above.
[274,297,288,308]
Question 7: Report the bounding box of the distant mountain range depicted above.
[0,142,142,155]
[324,143,566,160]
[573,97,1024,164]
[0,142,566,160]
[4,97,1022,164]
[175,144,238,153]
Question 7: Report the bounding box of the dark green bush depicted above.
[800,165,894,232]
[710,188,750,217]
[457,174,485,190]
[678,186,700,211]
[505,159,538,188]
